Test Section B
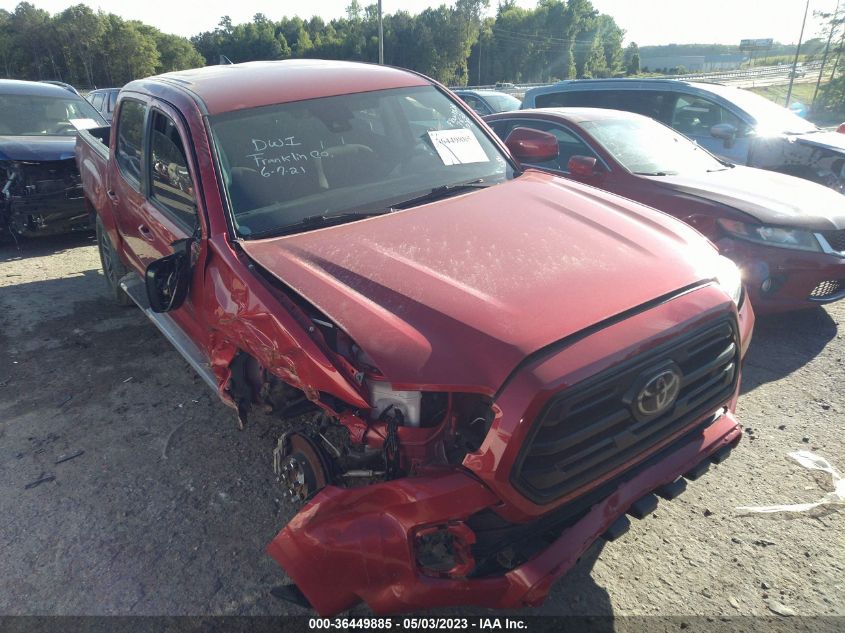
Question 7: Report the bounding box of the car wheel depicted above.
[96,216,133,306]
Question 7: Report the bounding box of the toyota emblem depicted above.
[636,369,681,417]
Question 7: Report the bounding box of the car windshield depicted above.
[210,85,513,238]
[582,116,728,175]
[708,86,818,135]
[0,94,105,136]
[483,93,522,112]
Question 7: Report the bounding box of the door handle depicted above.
[106,190,119,205]
[138,225,155,241]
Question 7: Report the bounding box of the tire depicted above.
[96,216,133,306]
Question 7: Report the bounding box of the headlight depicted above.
[714,255,743,305]
[718,219,821,252]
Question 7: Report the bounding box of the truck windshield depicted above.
[0,94,104,136]
[583,116,728,175]
[209,86,513,238]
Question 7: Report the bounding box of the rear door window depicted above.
[615,91,672,122]
[115,99,146,190]
[90,93,104,111]
[535,89,671,123]
[461,94,489,116]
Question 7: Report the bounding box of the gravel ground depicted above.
[0,233,843,618]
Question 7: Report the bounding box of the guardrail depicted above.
[457,61,825,94]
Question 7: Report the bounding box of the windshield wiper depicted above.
[391,179,493,210]
[244,209,392,239]
[633,171,670,176]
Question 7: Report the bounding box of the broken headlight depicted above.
[718,219,822,253]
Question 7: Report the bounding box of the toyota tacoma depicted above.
[76,60,754,615]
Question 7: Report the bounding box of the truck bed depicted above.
[77,126,110,161]
[75,125,112,239]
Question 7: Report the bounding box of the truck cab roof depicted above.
[127,59,431,116]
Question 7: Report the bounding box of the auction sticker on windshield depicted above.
[428,129,488,165]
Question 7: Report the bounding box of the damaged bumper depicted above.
[268,411,742,615]
[719,236,845,313]
[1,159,90,237]
[269,286,753,616]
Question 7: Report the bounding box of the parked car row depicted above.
[485,107,845,313]
[522,79,845,191]
[0,63,838,617]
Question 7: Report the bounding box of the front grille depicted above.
[821,229,845,252]
[809,279,845,299]
[512,318,739,504]
[470,411,724,577]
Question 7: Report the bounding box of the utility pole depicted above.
[378,0,384,65]
[478,40,482,84]
[813,0,841,107]
[786,0,811,107]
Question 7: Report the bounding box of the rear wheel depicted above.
[96,216,132,306]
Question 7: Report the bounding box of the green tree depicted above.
[54,4,104,87]
[624,41,640,75]
[10,2,55,79]
[0,9,14,77]
[97,15,160,84]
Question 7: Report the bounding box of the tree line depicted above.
[0,0,632,89]
[191,0,631,86]
[0,2,204,88]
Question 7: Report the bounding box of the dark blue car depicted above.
[1,79,106,238]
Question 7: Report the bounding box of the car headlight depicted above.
[714,255,743,305]
[717,219,821,252]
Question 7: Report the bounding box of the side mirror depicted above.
[568,155,602,179]
[710,123,736,149]
[145,237,194,313]
[504,127,559,163]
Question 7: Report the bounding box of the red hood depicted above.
[240,171,723,394]
[650,165,845,231]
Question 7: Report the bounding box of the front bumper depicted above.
[268,411,742,615]
[2,187,89,237]
[267,285,754,615]
[718,236,845,313]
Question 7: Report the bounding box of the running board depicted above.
[119,273,219,395]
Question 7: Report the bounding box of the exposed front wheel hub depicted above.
[273,433,330,504]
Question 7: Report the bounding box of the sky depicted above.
[0,0,840,46]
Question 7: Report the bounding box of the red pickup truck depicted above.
[76,60,754,615]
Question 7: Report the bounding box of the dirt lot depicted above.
[0,233,843,618]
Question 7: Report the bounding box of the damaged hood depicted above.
[648,165,845,231]
[0,135,77,162]
[792,130,845,155]
[240,171,724,393]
